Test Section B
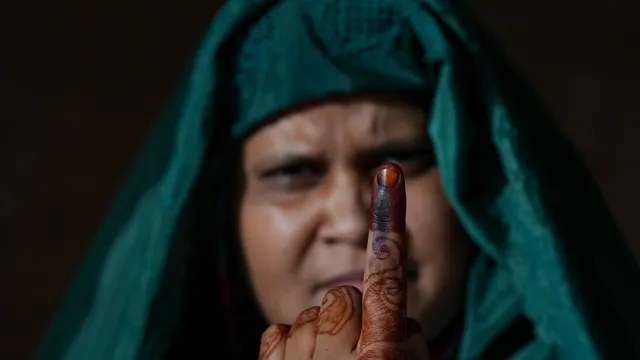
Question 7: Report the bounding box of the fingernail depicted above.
[377,164,400,188]
[370,162,406,232]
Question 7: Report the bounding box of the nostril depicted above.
[324,238,339,245]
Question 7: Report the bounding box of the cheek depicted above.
[237,198,318,322]
[405,173,466,272]
[239,203,299,284]
[401,171,470,337]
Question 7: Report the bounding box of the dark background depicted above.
[2,0,639,358]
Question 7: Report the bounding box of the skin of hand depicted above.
[258,163,430,360]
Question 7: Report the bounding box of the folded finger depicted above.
[259,324,290,360]
[314,286,363,360]
[285,306,320,360]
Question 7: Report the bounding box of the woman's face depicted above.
[238,96,470,339]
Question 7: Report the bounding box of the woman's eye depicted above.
[261,162,325,190]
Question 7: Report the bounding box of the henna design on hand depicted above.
[358,162,408,360]
[259,324,289,360]
[317,286,357,336]
[360,233,407,357]
[288,306,320,338]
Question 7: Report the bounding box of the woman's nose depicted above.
[316,171,369,246]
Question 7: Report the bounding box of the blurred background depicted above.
[2,0,639,358]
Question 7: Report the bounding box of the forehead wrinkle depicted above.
[344,101,393,141]
[374,101,427,138]
[244,98,428,169]
[272,111,325,148]
[242,114,312,169]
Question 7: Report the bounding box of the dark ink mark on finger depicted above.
[372,235,391,259]
[370,162,406,232]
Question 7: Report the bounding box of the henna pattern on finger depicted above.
[317,286,357,336]
[259,324,289,360]
[360,233,407,358]
[358,163,408,360]
[288,306,320,338]
[359,346,406,360]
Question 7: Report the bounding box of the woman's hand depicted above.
[258,163,427,360]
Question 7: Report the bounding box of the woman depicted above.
[36,0,640,359]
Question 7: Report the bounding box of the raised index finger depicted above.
[357,162,408,359]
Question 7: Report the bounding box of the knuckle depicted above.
[339,285,363,298]
[319,286,362,311]
[298,306,321,321]
[317,286,361,336]
[327,285,362,301]
[289,306,320,337]
[261,323,289,342]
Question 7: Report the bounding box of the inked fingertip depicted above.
[370,162,406,232]
[376,162,403,188]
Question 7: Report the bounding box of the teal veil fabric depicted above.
[36,0,640,359]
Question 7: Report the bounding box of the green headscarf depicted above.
[36,0,640,359]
